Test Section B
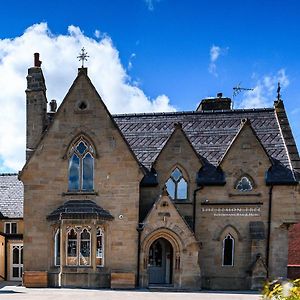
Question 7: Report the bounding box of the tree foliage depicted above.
[262,279,300,300]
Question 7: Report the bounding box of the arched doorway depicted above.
[148,238,173,285]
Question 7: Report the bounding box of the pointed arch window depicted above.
[68,138,94,191]
[96,227,104,267]
[166,167,188,201]
[79,228,91,266]
[67,228,78,266]
[222,234,234,266]
[54,229,60,266]
[235,176,253,192]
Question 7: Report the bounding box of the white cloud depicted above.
[238,69,290,108]
[0,23,175,171]
[208,45,228,77]
[144,0,160,11]
[94,30,101,39]
[128,53,136,70]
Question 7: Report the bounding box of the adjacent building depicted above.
[0,174,23,281]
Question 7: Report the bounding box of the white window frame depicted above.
[222,234,235,267]
[5,222,17,234]
[10,243,23,281]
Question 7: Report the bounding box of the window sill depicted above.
[229,192,261,197]
[62,191,98,196]
[173,200,192,204]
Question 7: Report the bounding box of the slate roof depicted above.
[113,108,296,172]
[47,200,114,221]
[0,174,23,218]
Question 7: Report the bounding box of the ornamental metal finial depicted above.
[77,47,89,68]
[277,81,281,101]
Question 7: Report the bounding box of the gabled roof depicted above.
[0,174,23,218]
[113,108,293,172]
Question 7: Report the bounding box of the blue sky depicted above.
[0,0,299,171]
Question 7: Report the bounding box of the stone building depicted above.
[0,174,23,281]
[19,54,300,290]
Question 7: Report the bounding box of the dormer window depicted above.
[166,167,188,201]
[68,138,94,191]
[235,176,253,192]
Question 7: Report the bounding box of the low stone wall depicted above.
[287,265,300,279]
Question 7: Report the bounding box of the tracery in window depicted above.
[96,228,104,267]
[67,228,78,266]
[66,227,91,266]
[54,229,60,266]
[68,138,94,191]
[235,176,253,192]
[166,167,188,201]
[79,229,91,266]
[222,234,234,266]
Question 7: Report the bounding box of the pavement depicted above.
[0,282,261,300]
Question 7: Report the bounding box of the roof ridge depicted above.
[0,173,18,176]
[112,108,275,118]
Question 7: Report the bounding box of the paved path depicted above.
[0,284,261,300]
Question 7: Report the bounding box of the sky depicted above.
[0,0,299,171]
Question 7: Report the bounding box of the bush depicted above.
[262,279,300,299]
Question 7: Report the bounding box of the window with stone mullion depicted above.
[68,139,94,191]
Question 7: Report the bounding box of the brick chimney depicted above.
[196,93,232,111]
[25,53,48,160]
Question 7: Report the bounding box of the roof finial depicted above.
[77,47,89,68]
[277,81,281,101]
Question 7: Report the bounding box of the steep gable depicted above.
[142,188,197,245]
[220,118,272,170]
[20,68,142,179]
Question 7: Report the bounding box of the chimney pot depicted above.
[217,92,223,98]
[49,99,57,112]
[34,53,42,67]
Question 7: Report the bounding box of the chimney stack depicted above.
[25,53,48,160]
[196,93,232,111]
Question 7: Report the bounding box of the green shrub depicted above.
[262,279,300,300]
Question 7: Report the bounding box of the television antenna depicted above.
[232,83,254,108]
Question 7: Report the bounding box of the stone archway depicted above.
[140,228,182,288]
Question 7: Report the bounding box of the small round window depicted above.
[78,101,88,110]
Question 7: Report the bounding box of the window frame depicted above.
[165,167,188,201]
[222,234,235,267]
[54,229,60,266]
[5,222,17,234]
[96,227,104,267]
[66,227,92,267]
[68,138,95,192]
[235,176,253,192]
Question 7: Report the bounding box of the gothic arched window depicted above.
[166,167,188,201]
[54,229,60,266]
[79,228,91,266]
[235,176,253,192]
[67,228,78,266]
[222,234,234,266]
[96,227,104,267]
[68,138,94,191]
